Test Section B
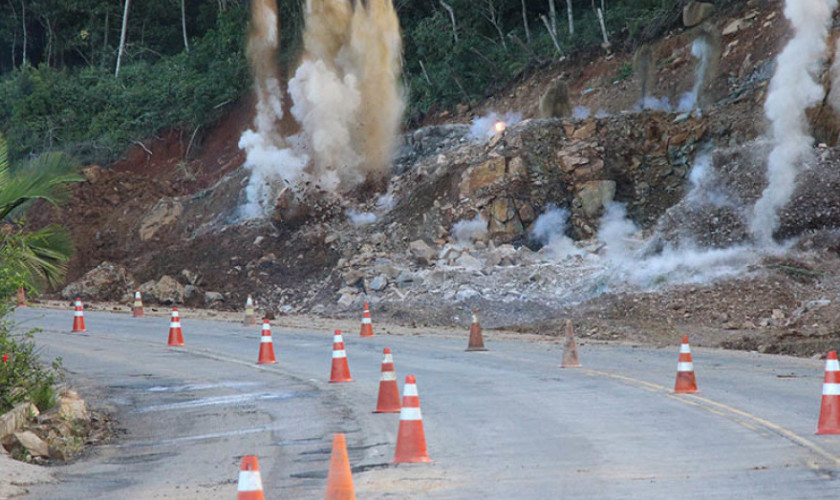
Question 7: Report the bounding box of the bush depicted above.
[0,301,63,413]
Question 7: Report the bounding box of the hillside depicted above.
[22,0,840,357]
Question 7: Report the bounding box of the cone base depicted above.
[561,363,582,368]
[465,346,488,352]
[132,313,144,318]
[360,333,374,338]
[329,378,354,383]
[72,329,87,333]
[257,359,277,364]
[373,408,401,413]
[816,427,840,435]
[673,389,700,394]
[168,342,185,347]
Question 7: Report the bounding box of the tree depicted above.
[115,0,131,76]
[0,135,81,292]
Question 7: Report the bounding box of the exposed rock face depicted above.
[139,199,183,241]
[60,261,136,301]
[9,431,50,458]
[683,1,715,27]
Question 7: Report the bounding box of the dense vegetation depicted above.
[0,0,726,164]
[0,135,79,414]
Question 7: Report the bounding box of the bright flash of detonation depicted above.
[750,0,837,245]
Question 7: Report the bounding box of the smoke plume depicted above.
[531,205,583,259]
[750,0,837,245]
[452,214,488,246]
[239,0,405,219]
[678,36,713,112]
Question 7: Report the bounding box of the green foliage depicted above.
[614,61,634,83]
[0,135,80,292]
[0,300,63,413]
[0,7,249,164]
[0,0,691,160]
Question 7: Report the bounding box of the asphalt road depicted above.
[10,306,840,499]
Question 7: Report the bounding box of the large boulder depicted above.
[60,261,136,301]
[151,275,185,305]
[409,240,437,265]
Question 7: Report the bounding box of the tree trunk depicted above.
[20,0,27,66]
[567,0,574,36]
[115,0,131,77]
[180,0,189,53]
[597,8,610,48]
[540,14,562,56]
[521,0,530,44]
[484,0,506,50]
[439,1,458,44]
[548,0,557,37]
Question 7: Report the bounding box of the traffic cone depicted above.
[236,455,265,500]
[167,308,185,346]
[393,375,432,463]
[325,433,356,500]
[561,320,581,368]
[360,302,374,338]
[132,289,144,317]
[330,330,353,382]
[243,295,256,326]
[15,287,27,307]
[466,308,487,351]
[674,335,699,393]
[817,351,840,434]
[72,298,87,332]
[374,348,401,413]
[257,319,277,364]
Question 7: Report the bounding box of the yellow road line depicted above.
[580,368,840,468]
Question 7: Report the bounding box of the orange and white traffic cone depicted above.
[132,289,144,318]
[167,308,185,346]
[360,302,374,338]
[374,348,400,413]
[257,319,277,364]
[325,433,356,500]
[817,350,840,434]
[330,330,353,382]
[674,335,699,393]
[236,455,265,500]
[72,298,87,332]
[393,375,432,463]
[15,287,27,307]
[561,320,581,368]
[244,295,256,326]
[466,308,487,351]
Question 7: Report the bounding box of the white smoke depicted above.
[678,37,712,112]
[594,200,755,288]
[347,209,377,226]
[531,205,583,259]
[597,203,640,261]
[636,96,672,112]
[595,109,610,118]
[468,111,523,141]
[750,0,837,245]
[376,192,395,212]
[572,106,591,119]
[238,131,309,219]
[288,59,363,191]
[452,214,488,246]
